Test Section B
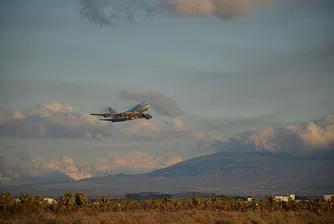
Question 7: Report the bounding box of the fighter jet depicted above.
[90,102,152,122]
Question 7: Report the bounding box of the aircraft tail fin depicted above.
[108,107,117,113]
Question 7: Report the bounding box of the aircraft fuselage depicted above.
[91,102,152,123]
[126,102,150,113]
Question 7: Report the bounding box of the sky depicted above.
[1,0,334,184]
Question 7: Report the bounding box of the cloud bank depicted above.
[78,0,161,26]
[0,101,198,141]
[209,114,334,154]
[77,0,309,25]
[0,152,182,184]
[1,101,333,154]
[164,0,272,19]
[1,99,333,154]
[0,103,113,140]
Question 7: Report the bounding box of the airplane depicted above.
[90,102,152,123]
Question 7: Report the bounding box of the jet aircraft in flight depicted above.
[90,102,152,122]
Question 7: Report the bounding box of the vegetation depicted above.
[1,192,333,224]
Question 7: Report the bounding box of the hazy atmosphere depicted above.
[1,0,334,187]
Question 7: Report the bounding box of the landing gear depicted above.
[142,113,152,120]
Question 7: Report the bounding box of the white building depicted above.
[12,197,57,204]
[324,195,334,201]
[43,198,57,204]
[274,194,295,202]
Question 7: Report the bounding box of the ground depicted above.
[2,210,334,224]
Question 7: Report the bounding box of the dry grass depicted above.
[2,210,334,224]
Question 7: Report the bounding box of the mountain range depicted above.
[0,113,333,198]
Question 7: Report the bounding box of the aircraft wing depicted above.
[91,112,139,118]
[122,112,140,115]
[90,113,118,117]
[99,118,127,122]
[98,118,114,121]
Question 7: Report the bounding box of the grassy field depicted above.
[1,192,334,224]
[2,210,334,224]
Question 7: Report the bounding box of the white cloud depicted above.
[77,0,308,26]
[210,114,334,154]
[0,152,183,183]
[164,0,271,19]
[0,102,197,141]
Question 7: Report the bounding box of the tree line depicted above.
[1,192,333,216]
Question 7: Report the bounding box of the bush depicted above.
[1,192,333,216]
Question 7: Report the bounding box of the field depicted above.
[1,192,334,224]
[3,210,334,224]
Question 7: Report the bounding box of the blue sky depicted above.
[1,0,334,182]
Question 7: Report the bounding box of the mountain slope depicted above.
[147,151,293,177]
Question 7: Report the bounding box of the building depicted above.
[295,195,309,201]
[324,195,334,201]
[274,194,295,202]
[43,198,57,204]
[12,197,57,204]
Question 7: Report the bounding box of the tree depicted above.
[0,192,12,215]
[75,192,89,207]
